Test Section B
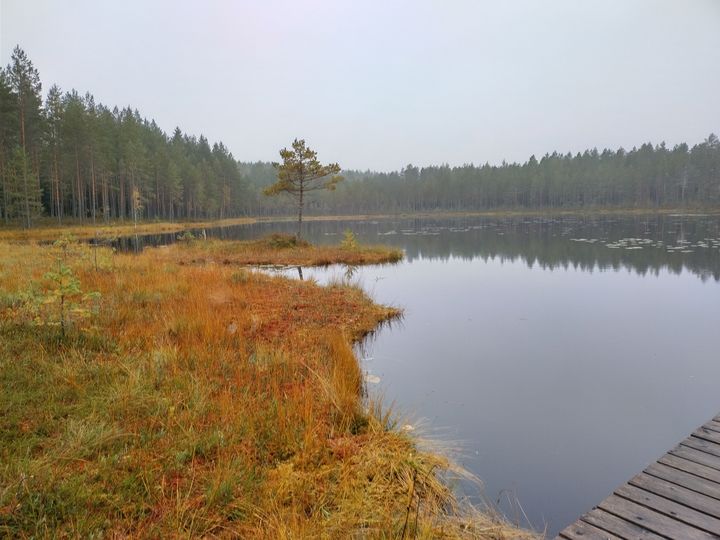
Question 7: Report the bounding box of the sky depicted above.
[2,0,719,171]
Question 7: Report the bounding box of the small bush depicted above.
[177,230,196,244]
[14,236,101,339]
[341,229,359,250]
[263,233,309,249]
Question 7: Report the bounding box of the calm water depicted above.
[120,215,720,536]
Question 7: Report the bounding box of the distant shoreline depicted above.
[2,207,719,241]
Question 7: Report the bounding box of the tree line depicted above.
[1,46,248,227]
[243,136,720,216]
[2,45,718,228]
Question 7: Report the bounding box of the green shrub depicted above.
[264,233,309,249]
[19,236,101,339]
[341,229,358,250]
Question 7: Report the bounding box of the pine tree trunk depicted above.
[119,174,125,221]
[90,149,97,225]
[75,146,83,222]
[297,183,304,239]
[155,168,160,220]
[18,102,31,228]
[53,147,62,223]
[102,173,109,222]
[0,150,7,224]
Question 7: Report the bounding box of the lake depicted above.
[118,214,720,536]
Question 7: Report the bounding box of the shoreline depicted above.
[0,237,535,537]
[1,207,719,242]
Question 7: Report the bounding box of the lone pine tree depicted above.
[264,139,342,239]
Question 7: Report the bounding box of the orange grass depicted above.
[0,216,258,242]
[0,239,535,538]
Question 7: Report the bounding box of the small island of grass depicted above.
[174,232,404,268]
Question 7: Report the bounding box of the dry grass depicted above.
[0,216,258,242]
[0,237,535,539]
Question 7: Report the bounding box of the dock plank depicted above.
[645,462,720,500]
[694,427,720,445]
[614,483,720,535]
[629,472,720,520]
[555,414,720,539]
[670,445,720,472]
[682,436,720,459]
[580,508,666,539]
[558,519,623,540]
[658,453,720,484]
[597,495,717,539]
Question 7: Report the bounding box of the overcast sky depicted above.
[2,0,719,170]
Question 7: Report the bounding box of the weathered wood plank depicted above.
[645,462,720,500]
[683,436,720,459]
[561,413,720,539]
[629,472,720,520]
[615,483,720,535]
[558,519,623,540]
[580,508,666,539]
[671,445,720,472]
[658,453,720,484]
[597,494,718,539]
[694,427,720,445]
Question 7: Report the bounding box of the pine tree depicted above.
[0,69,18,223]
[6,46,43,227]
[44,84,64,222]
[264,139,342,238]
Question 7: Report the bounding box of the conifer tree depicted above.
[264,139,342,238]
[7,46,43,227]
[0,69,18,223]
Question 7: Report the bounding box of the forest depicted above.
[243,138,720,216]
[2,46,719,228]
[0,46,248,227]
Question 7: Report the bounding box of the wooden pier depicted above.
[556,414,720,539]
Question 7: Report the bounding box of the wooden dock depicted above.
[556,414,720,540]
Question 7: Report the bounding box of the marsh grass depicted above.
[0,238,534,538]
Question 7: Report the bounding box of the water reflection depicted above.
[112,215,720,282]
[274,249,720,536]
